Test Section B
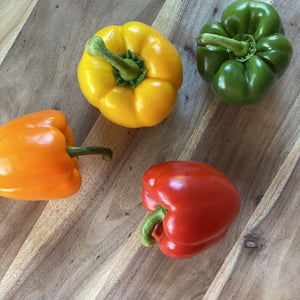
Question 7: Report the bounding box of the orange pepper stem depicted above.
[66,145,112,161]
[140,205,167,247]
[86,36,140,82]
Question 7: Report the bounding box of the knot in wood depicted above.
[244,239,257,248]
[244,234,260,249]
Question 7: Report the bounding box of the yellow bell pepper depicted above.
[77,21,183,128]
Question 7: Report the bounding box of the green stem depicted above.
[67,145,112,161]
[141,205,167,247]
[86,36,140,82]
[196,33,249,57]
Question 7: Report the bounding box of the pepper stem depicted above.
[141,205,167,247]
[86,36,140,82]
[196,33,249,57]
[67,145,112,161]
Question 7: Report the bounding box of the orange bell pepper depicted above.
[0,110,112,201]
[77,21,183,128]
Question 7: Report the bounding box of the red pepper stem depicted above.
[141,205,167,247]
[66,145,112,161]
[197,33,249,57]
[86,36,140,82]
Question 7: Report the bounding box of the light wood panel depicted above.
[0,0,38,64]
[0,0,299,299]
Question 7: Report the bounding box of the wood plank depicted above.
[0,0,299,299]
[204,137,300,299]
[0,0,38,65]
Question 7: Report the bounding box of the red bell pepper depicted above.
[140,161,241,259]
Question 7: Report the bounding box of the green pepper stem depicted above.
[141,205,167,247]
[67,145,112,161]
[86,36,140,82]
[196,33,249,57]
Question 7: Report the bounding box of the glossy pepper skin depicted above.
[196,0,292,105]
[78,21,183,128]
[140,161,241,259]
[0,110,112,201]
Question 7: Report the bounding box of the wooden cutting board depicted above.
[0,0,299,299]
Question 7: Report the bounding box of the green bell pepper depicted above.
[196,0,292,105]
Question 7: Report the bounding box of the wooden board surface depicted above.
[0,0,299,299]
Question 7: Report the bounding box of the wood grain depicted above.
[204,137,300,300]
[0,0,299,299]
[0,0,38,65]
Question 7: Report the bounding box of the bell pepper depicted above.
[196,0,292,105]
[0,110,112,201]
[77,21,183,128]
[140,161,241,259]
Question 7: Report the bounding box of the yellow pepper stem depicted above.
[66,145,112,161]
[86,36,141,82]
